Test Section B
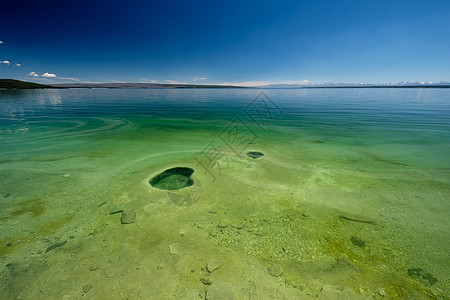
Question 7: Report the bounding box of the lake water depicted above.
[1,88,449,299]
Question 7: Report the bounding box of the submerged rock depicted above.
[201,277,212,285]
[268,264,283,277]
[121,210,136,224]
[350,236,366,247]
[150,167,194,190]
[46,241,67,253]
[82,283,93,293]
[218,223,227,228]
[246,151,264,159]
[207,259,222,273]
[378,288,387,297]
[407,268,438,285]
[168,243,181,255]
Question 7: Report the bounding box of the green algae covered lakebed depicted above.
[0,88,449,299]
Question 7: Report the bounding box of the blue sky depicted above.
[1,0,450,85]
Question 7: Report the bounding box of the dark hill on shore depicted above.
[0,79,245,89]
[0,79,53,89]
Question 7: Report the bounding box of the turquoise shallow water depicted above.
[0,88,449,299]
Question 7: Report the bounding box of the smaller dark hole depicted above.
[246,151,264,159]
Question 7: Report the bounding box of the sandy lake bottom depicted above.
[0,88,449,299]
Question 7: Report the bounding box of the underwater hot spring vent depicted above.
[246,151,264,159]
[149,167,195,190]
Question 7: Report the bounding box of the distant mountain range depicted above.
[260,81,450,88]
[49,82,244,89]
[1,79,450,89]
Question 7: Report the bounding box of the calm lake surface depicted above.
[1,88,449,299]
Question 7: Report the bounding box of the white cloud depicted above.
[14,63,21,67]
[140,79,157,83]
[0,41,3,44]
[194,77,207,81]
[166,80,188,84]
[274,80,311,85]
[216,79,315,87]
[58,77,82,82]
[1,60,10,65]
[42,72,56,78]
[28,71,39,77]
[217,80,273,87]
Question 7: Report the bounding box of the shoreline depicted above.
[2,79,450,90]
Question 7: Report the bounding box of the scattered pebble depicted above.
[46,241,67,253]
[63,174,71,178]
[168,243,180,255]
[268,264,283,277]
[291,282,304,290]
[89,265,100,271]
[109,206,124,215]
[194,222,204,229]
[378,288,386,297]
[231,223,244,229]
[121,210,136,224]
[200,277,212,285]
[82,283,93,293]
[207,259,221,273]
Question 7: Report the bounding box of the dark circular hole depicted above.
[246,151,264,159]
[149,167,195,190]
